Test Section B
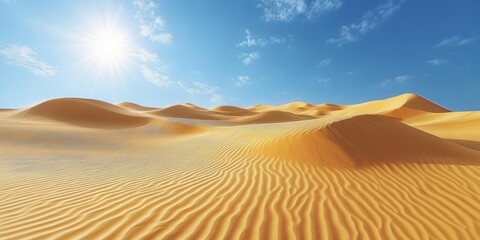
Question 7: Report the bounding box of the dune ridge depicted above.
[0,93,479,240]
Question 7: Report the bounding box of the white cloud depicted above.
[129,47,159,63]
[327,0,404,46]
[240,52,260,65]
[257,0,341,22]
[133,0,173,43]
[258,0,307,22]
[237,29,268,47]
[177,80,217,94]
[427,58,448,66]
[177,80,223,104]
[141,65,170,86]
[192,81,218,94]
[435,36,477,47]
[269,36,286,44]
[210,94,223,104]
[317,58,331,66]
[236,29,286,48]
[0,44,57,76]
[317,78,330,83]
[380,74,413,87]
[234,75,250,87]
[307,0,342,18]
[131,45,223,104]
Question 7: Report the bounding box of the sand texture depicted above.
[1,93,479,239]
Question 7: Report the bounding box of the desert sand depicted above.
[0,93,479,239]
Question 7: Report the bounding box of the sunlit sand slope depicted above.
[0,93,479,240]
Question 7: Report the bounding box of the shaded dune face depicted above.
[1,93,479,240]
[12,98,151,129]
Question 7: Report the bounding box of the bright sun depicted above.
[81,21,131,77]
[90,30,127,64]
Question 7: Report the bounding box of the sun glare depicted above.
[90,30,127,65]
[79,19,132,78]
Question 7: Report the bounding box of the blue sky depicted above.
[1,0,479,110]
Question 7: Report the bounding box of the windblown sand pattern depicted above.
[1,93,479,239]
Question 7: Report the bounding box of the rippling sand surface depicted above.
[1,93,479,239]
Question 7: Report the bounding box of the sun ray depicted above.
[76,15,133,81]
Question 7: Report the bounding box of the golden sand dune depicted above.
[117,102,158,111]
[0,93,479,240]
[233,110,315,124]
[148,104,223,120]
[211,105,256,116]
[11,98,151,129]
[244,114,479,168]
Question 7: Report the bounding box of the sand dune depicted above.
[1,93,479,240]
[148,104,224,120]
[118,102,158,111]
[11,98,151,129]
[246,114,479,168]
[211,106,256,116]
[233,110,315,124]
[334,93,449,117]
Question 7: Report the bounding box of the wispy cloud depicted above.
[177,80,223,103]
[141,65,170,86]
[269,36,286,44]
[258,0,307,22]
[307,0,342,18]
[210,94,223,104]
[234,75,250,87]
[237,29,268,47]
[0,44,57,76]
[427,58,448,66]
[257,0,342,22]
[327,0,404,46]
[317,78,330,83]
[129,47,159,63]
[132,47,169,86]
[317,58,331,66]
[434,35,477,47]
[380,74,414,87]
[129,45,222,104]
[240,52,260,65]
[133,0,173,43]
[192,81,218,94]
[236,29,285,48]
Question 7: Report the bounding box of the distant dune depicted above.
[0,93,479,240]
[12,98,151,129]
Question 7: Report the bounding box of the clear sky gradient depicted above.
[1,0,479,110]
